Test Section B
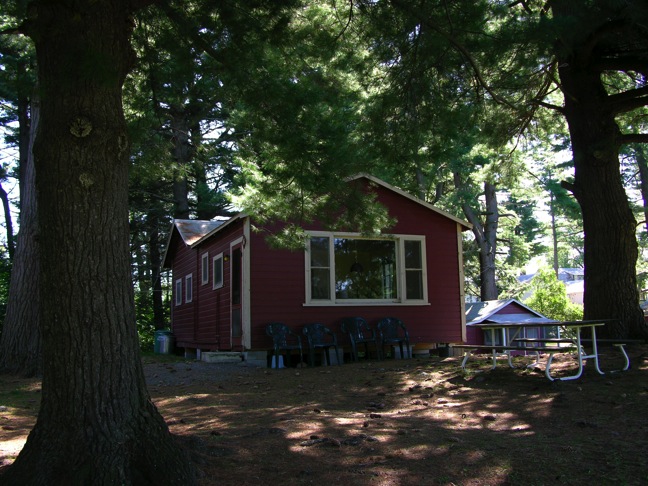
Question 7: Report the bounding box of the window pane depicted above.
[310,237,330,267]
[405,240,422,269]
[404,240,423,300]
[334,238,396,300]
[201,253,209,284]
[213,256,223,289]
[186,275,193,303]
[232,248,242,305]
[311,268,331,299]
[405,270,423,300]
[175,279,182,306]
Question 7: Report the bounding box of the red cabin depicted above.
[162,175,471,362]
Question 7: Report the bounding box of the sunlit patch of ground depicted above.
[2,345,648,485]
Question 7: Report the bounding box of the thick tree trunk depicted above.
[455,173,499,301]
[171,105,192,219]
[558,65,647,339]
[635,146,648,236]
[549,192,559,276]
[0,96,40,377]
[478,182,499,301]
[0,182,15,259]
[148,208,167,329]
[3,2,196,484]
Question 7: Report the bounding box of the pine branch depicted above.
[390,0,519,111]
[606,85,648,115]
[155,0,224,66]
[620,133,648,145]
[534,99,565,113]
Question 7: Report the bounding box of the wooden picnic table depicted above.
[454,320,617,381]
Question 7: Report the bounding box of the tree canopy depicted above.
[1,0,648,481]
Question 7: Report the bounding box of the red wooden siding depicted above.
[167,176,469,353]
[248,182,465,348]
[169,231,197,347]
[171,219,245,350]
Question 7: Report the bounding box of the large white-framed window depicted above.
[175,278,183,306]
[201,252,209,285]
[305,232,428,305]
[212,253,224,290]
[185,274,193,303]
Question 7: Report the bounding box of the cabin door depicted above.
[230,243,244,350]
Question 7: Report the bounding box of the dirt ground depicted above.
[1,346,648,485]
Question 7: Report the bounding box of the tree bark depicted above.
[455,174,499,301]
[549,192,559,276]
[557,64,647,339]
[171,105,192,219]
[147,208,166,330]
[478,182,499,301]
[0,182,15,260]
[635,145,648,236]
[0,95,40,377]
[2,1,196,483]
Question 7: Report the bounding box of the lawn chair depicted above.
[302,323,341,366]
[265,322,303,368]
[377,317,411,359]
[340,317,382,361]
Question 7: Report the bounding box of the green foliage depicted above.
[134,279,157,351]
[523,268,583,322]
[226,2,387,238]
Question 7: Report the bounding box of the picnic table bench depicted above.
[453,319,625,381]
[452,343,577,381]
[578,338,645,372]
[454,322,643,381]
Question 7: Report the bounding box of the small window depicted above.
[213,253,224,289]
[310,237,331,300]
[404,240,423,300]
[185,274,193,303]
[175,279,182,306]
[201,253,209,285]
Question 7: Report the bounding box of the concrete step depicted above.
[201,352,242,363]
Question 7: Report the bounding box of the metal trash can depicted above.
[154,330,175,354]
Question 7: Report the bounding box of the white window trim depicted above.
[212,252,224,290]
[185,274,193,303]
[175,278,183,306]
[304,231,429,306]
[201,252,209,285]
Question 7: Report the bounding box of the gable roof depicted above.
[161,217,234,268]
[174,219,227,245]
[162,174,472,268]
[465,299,555,325]
[350,174,472,230]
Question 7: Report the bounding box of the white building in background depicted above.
[518,267,584,305]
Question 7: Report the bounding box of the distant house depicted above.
[518,268,585,305]
[464,298,557,346]
[161,174,472,360]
